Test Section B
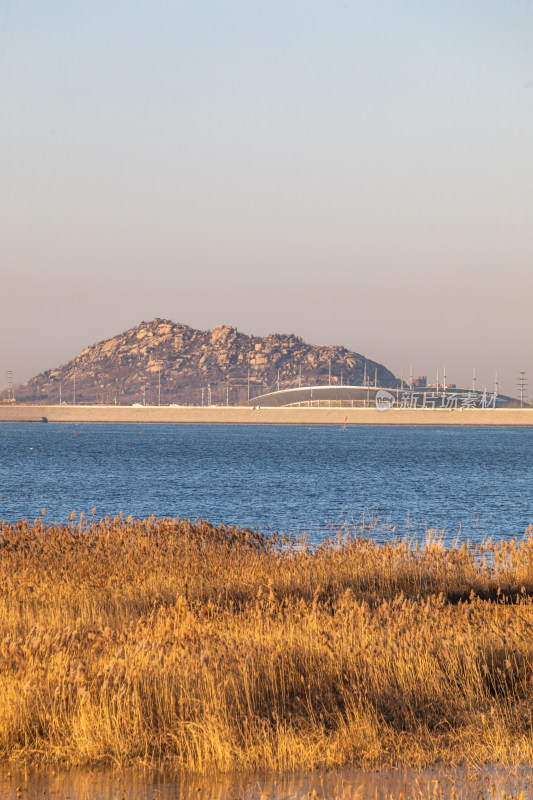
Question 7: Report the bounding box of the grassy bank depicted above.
[1,515,533,771]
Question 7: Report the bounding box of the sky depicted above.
[1,1,532,398]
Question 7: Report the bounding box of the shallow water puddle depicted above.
[1,766,533,800]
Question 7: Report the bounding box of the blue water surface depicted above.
[0,423,531,544]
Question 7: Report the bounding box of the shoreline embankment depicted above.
[1,403,533,425]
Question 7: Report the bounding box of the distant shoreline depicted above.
[1,404,533,425]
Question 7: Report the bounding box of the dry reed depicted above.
[1,514,533,772]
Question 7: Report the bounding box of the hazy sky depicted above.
[1,1,532,397]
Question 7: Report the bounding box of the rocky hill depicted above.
[14,319,398,405]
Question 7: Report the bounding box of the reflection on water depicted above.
[1,766,532,800]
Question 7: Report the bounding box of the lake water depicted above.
[1,764,532,800]
[0,422,532,544]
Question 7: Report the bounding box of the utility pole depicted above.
[495,371,499,396]
[400,366,404,390]
[518,372,528,408]
[443,365,446,390]
[5,370,13,400]
[363,362,367,387]
[374,367,377,388]
[142,386,146,406]
[201,387,204,406]
[472,368,476,393]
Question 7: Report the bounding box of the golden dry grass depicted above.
[1,514,533,772]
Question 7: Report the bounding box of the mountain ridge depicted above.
[14,318,398,405]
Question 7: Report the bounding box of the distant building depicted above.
[248,384,512,409]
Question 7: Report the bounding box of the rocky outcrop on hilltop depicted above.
[15,319,398,405]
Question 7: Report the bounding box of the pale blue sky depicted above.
[1,1,532,396]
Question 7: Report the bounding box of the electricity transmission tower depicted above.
[517,372,528,408]
[5,370,13,400]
